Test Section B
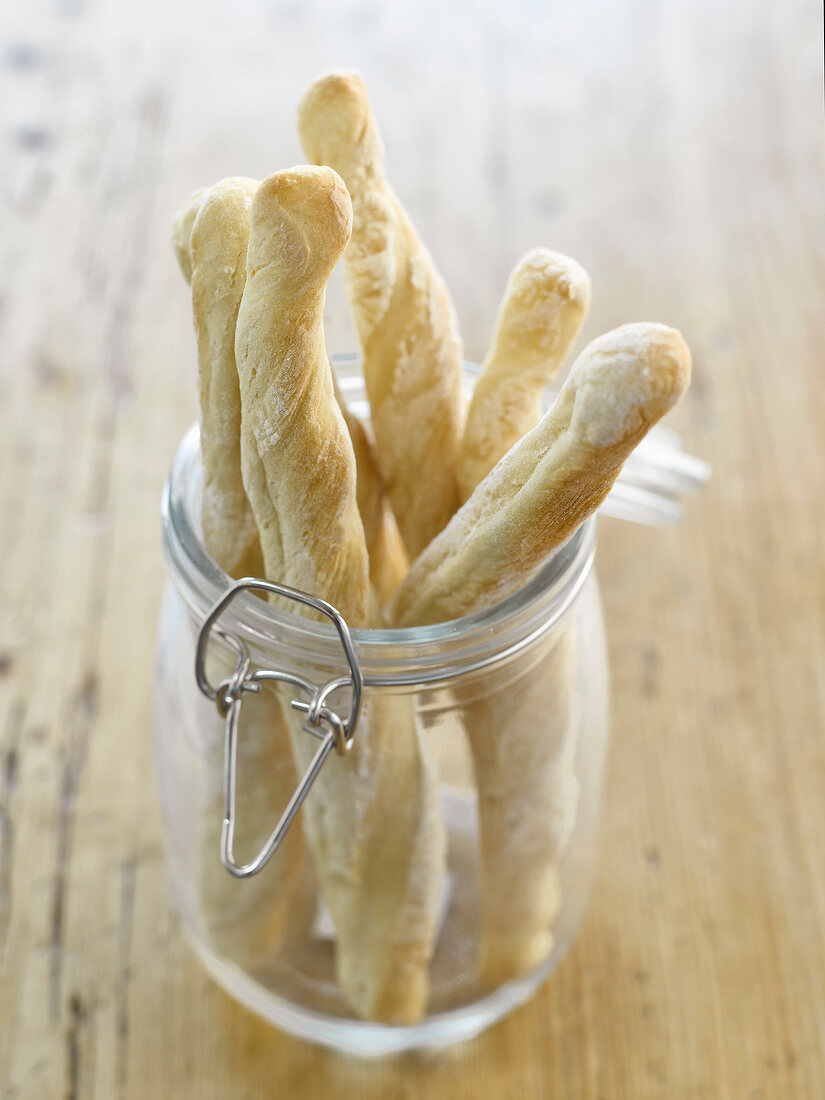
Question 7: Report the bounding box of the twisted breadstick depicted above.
[234,168,369,617]
[298,71,465,558]
[458,248,591,501]
[389,323,691,627]
[189,178,264,579]
[332,374,408,603]
[464,626,581,985]
[388,322,690,985]
[173,180,305,966]
[235,166,444,1022]
[174,183,403,596]
[195,677,308,969]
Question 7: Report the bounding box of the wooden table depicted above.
[2,1,824,1095]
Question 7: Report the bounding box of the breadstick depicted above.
[332,373,408,603]
[189,178,265,579]
[234,168,369,617]
[235,166,444,1022]
[173,182,399,971]
[298,70,465,558]
[172,181,308,965]
[174,185,400,597]
[458,248,591,501]
[462,623,581,985]
[388,323,691,627]
[389,322,690,985]
[171,187,206,283]
[196,679,308,969]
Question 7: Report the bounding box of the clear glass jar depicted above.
[154,364,609,1055]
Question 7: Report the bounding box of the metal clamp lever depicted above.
[194,578,363,878]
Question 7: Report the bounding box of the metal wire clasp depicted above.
[194,578,363,878]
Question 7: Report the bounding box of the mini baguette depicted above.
[458,248,591,501]
[388,323,692,627]
[332,373,409,603]
[235,166,444,1022]
[298,70,465,558]
[189,178,265,579]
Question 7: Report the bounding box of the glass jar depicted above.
[154,364,609,1055]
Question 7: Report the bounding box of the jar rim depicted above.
[160,375,596,683]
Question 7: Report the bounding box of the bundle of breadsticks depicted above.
[172,70,691,1023]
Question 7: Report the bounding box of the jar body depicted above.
[153,508,608,1053]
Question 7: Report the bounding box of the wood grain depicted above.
[1,0,824,1096]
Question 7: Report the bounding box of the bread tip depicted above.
[171,187,206,283]
[513,247,592,307]
[256,163,350,217]
[298,70,370,129]
[638,322,692,398]
[569,322,692,447]
[297,70,374,162]
[250,165,353,271]
[301,68,367,104]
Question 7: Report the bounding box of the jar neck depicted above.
[161,423,596,686]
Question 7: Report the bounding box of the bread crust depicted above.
[234,166,369,620]
[196,680,308,969]
[298,71,465,558]
[332,373,408,603]
[235,167,444,1023]
[388,323,691,627]
[187,178,265,579]
[171,187,205,282]
[388,322,690,985]
[174,183,310,963]
[175,180,405,596]
[458,248,591,501]
[465,625,580,986]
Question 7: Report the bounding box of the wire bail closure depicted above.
[194,578,363,878]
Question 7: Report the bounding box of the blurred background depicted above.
[1,1,824,1096]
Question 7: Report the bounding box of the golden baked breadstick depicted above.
[332,373,408,602]
[458,248,591,501]
[234,168,368,617]
[235,166,444,1023]
[197,678,308,969]
[298,70,465,558]
[388,323,691,627]
[454,248,589,962]
[463,624,580,986]
[172,181,307,965]
[389,322,690,986]
[189,178,265,579]
[171,187,206,283]
[174,183,399,596]
[173,182,399,970]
